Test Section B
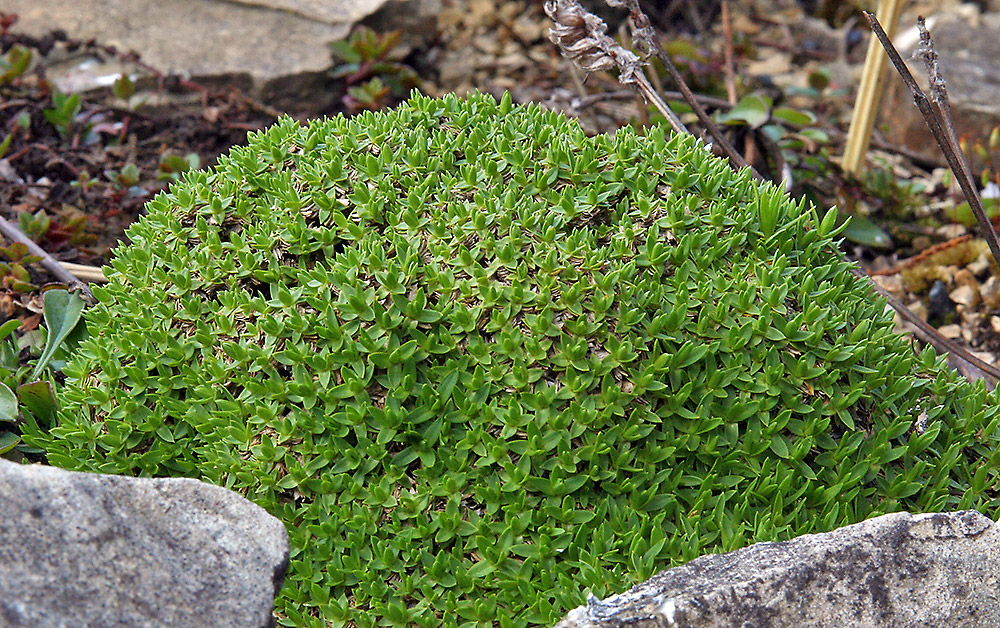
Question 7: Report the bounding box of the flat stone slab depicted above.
[224,0,387,24]
[5,0,446,101]
[7,0,439,110]
[555,511,1000,628]
[0,459,289,628]
[7,0,359,83]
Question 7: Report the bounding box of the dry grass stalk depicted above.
[544,0,688,135]
[865,12,1000,273]
[542,1,1000,383]
[842,0,906,175]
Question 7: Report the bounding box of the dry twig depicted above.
[605,0,761,179]
[59,262,107,284]
[842,0,906,175]
[543,2,999,384]
[720,1,738,105]
[0,218,95,302]
[865,11,1000,270]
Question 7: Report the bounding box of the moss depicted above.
[25,92,1000,627]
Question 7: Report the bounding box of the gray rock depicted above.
[4,0,439,106]
[881,9,1000,165]
[223,0,393,25]
[0,458,288,628]
[555,511,1000,628]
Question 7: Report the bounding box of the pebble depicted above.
[927,279,957,326]
[950,284,980,310]
[952,268,978,289]
[907,299,928,321]
[973,351,997,365]
[873,274,904,297]
[937,224,967,239]
[937,324,963,339]
[968,253,992,276]
[982,276,1000,309]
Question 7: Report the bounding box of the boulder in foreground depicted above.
[0,458,289,628]
[555,510,1000,628]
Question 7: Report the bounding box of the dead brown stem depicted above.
[607,0,762,179]
[721,1,738,105]
[0,218,95,302]
[865,11,1000,271]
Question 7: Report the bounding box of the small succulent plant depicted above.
[329,26,420,112]
[1,288,86,458]
[42,90,84,139]
[27,92,1000,627]
[157,151,201,182]
[0,44,31,87]
[0,242,41,293]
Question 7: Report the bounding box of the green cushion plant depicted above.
[25,91,1000,627]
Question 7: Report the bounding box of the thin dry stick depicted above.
[606,0,762,180]
[842,0,905,175]
[545,0,689,135]
[574,90,950,168]
[865,11,1000,270]
[720,0,758,166]
[720,0,738,105]
[570,89,734,113]
[59,262,107,283]
[0,218,95,301]
[914,16,1000,270]
[853,268,1000,380]
[544,2,999,383]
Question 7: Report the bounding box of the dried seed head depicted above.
[544,0,643,79]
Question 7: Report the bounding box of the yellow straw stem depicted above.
[842,0,907,175]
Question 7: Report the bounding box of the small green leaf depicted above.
[807,67,831,91]
[17,380,58,424]
[0,131,13,160]
[0,382,17,422]
[467,561,496,578]
[31,289,85,380]
[0,46,32,86]
[771,107,815,126]
[113,74,136,101]
[816,206,839,238]
[799,128,830,143]
[0,319,21,343]
[0,431,19,455]
[769,435,790,458]
[510,543,538,558]
[718,94,772,129]
[156,424,176,443]
[945,199,1000,227]
[840,214,892,249]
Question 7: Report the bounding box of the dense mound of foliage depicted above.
[26,92,1000,627]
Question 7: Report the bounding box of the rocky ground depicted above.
[3,0,1000,384]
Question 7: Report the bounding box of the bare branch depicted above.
[0,218,95,302]
[607,0,762,179]
[865,11,1000,272]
